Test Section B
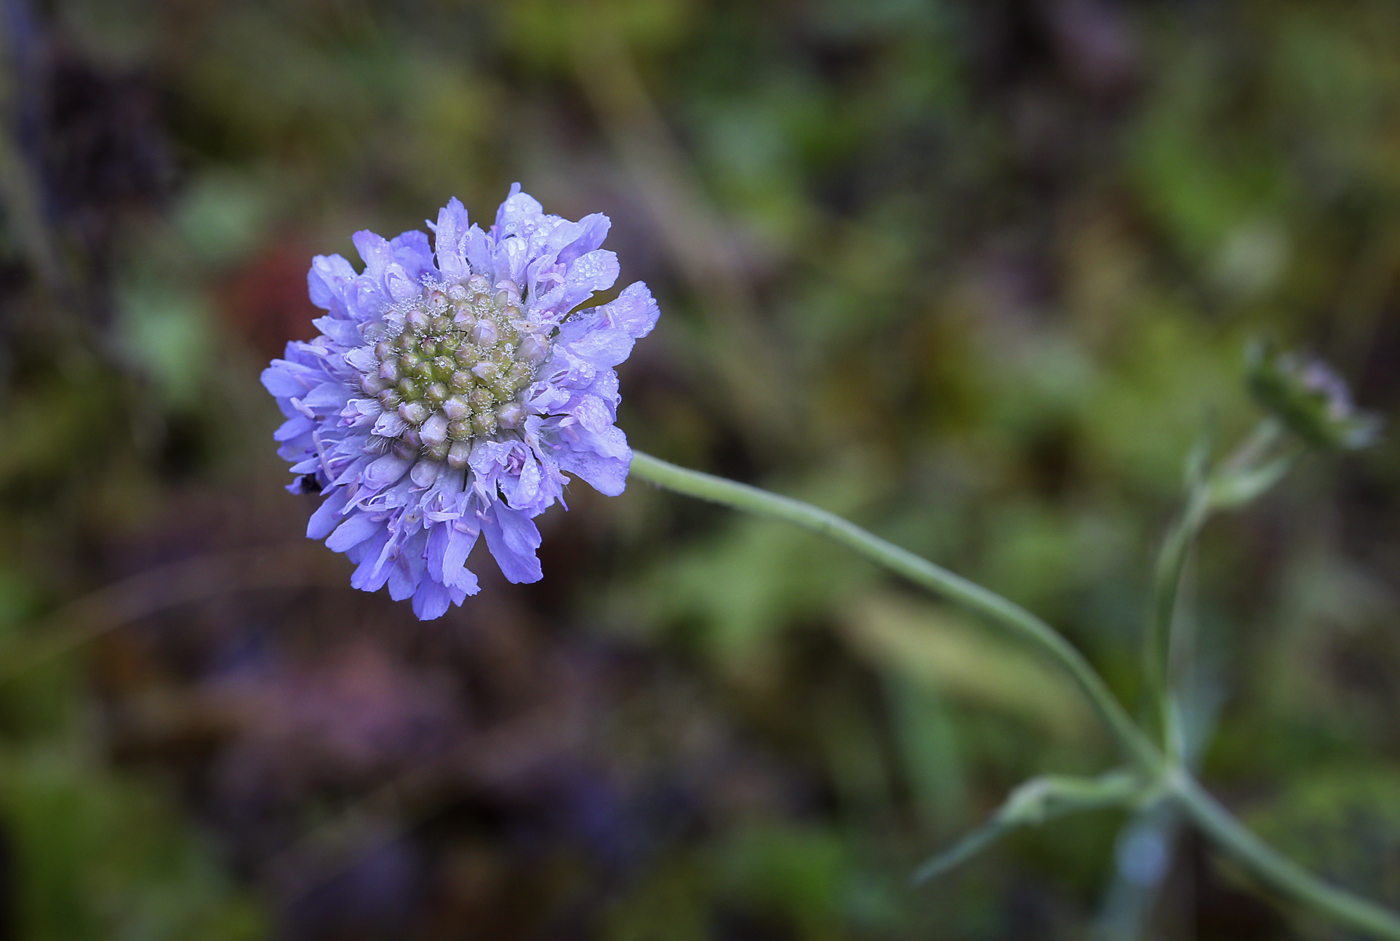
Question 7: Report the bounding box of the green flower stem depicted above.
[1145,419,1285,758]
[629,451,1160,772]
[1171,771,1400,940]
[628,449,1400,941]
[1226,417,1286,474]
[1145,484,1211,757]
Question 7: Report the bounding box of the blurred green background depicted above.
[0,0,1397,938]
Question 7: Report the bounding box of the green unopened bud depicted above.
[472,409,497,436]
[469,386,495,410]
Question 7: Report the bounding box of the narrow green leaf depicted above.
[911,770,1150,885]
[1207,454,1295,510]
[910,815,1017,885]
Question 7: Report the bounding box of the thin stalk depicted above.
[629,451,1161,772]
[1171,771,1400,940]
[1144,419,1283,757]
[1226,418,1285,475]
[630,449,1400,940]
[1145,487,1210,757]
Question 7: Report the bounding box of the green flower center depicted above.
[357,276,550,468]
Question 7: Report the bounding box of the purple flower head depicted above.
[262,187,658,618]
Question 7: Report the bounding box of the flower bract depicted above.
[262,186,658,618]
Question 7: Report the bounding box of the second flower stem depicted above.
[627,449,1400,941]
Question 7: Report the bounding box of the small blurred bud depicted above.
[1247,341,1380,450]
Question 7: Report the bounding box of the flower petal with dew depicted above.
[262,186,658,618]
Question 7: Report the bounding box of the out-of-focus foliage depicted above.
[0,0,1397,937]
[0,741,265,941]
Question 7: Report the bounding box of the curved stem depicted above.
[629,449,1400,940]
[1145,487,1210,757]
[1172,772,1400,939]
[1145,419,1284,758]
[629,451,1161,772]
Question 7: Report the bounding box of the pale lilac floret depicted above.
[262,186,658,619]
